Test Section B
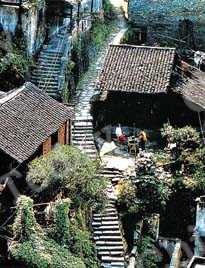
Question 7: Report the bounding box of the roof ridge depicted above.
[110,44,176,50]
[0,85,25,105]
[0,82,41,106]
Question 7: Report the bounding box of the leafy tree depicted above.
[26,145,108,211]
[118,152,173,214]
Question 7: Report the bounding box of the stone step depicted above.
[94,236,122,241]
[39,53,62,59]
[73,144,95,150]
[97,246,124,252]
[38,60,61,66]
[93,225,120,231]
[93,212,118,217]
[73,143,96,149]
[32,70,59,75]
[31,76,58,82]
[100,172,123,177]
[93,220,119,226]
[103,208,117,213]
[72,129,93,134]
[98,251,123,256]
[93,216,118,221]
[96,241,123,246]
[101,256,124,262]
[105,203,116,209]
[42,51,63,56]
[102,262,125,268]
[94,230,121,236]
[31,79,58,86]
[74,122,93,127]
[39,56,61,61]
[100,170,123,175]
[72,131,94,136]
[72,131,94,135]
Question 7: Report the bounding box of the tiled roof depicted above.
[0,82,73,163]
[181,70,205,110]
[99,45,176,94]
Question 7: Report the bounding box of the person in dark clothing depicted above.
[138,131,147,151]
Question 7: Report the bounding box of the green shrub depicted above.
[70,222,99,268]
[27,145,108,210]
[10,196,85,268]
[138,236,161,268]
[52,199,71,246]
[103,0,116,19]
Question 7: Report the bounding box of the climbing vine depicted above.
[10,196,86,268]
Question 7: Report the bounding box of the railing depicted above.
[58,31,72,98]
[40,24,71,96]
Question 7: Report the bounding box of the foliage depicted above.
[118,125,204,217]
[10,196,85,268]
[138,236,161,268]
[0,49,32,76]
[103,0,116,19]
[118,152,173,214]
[122,25,137,44]
[161,124,205,191]
[161,124,201,154]
[90,18,116,50]
[117,180,140,213]
[13,195,43,241]
[70,219,99,268]
[27,145,108,210]
[0,46,33,91]
[52,199,71,246]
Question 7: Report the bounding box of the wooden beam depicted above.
[58,123,66,145]
[42,136,52,155]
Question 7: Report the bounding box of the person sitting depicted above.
[118,133,127,144]
[138,130,147,151]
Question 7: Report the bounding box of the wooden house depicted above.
[0,82,73,175]
[93,44,198,130]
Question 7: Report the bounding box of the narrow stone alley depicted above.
[71,7,128,268]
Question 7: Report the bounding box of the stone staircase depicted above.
[69,9,127,266]
[92,168,125,268]
[31,28,68,99]
[72,118,97,160]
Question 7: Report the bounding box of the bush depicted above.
[161,124,201,153]
[90,18,116,50]
[27,145,108,211]
[138,236,161,268]
[10,196,85,268]
[70,222,99,268]
[103,0,116,19]
[118,152,173,214]
[0,47,33,91]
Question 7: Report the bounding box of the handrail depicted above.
[58,33,72,96]
[40,25,69,93]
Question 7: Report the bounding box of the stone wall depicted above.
[81,0,103,13]
[0,3,46,55]
[128,0,205,50]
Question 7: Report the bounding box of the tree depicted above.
[26,145,108,211]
